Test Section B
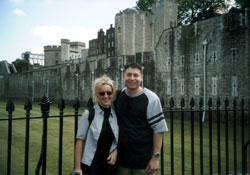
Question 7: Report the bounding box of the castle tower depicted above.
[44,45,61,66]
[152,0,177,44]
[69,41,85,59]
[115,0,177,57]
[61,39,70,61]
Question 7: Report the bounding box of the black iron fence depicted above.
[0,96,249,175]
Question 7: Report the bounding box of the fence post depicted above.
[160,97,164,175]
[249,98,250,172]
[190,98,195,175]
[58,99,65,175]
[241,98,246,173]
[249,98,250,173]
[6,100,14,175]
[199,97,204,175]
[36,96,51,175]
[208,97,213,175]
[216,97,221,175]
[225,98,229,174]
[233,98,237,175]
[24,98,32,175]
[181,98,185,175]
[170,97,174,175]
[73,98,80,167]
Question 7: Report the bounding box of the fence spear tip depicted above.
[6,99,15,113]
[58,98,65,110]
[24,98,32,111]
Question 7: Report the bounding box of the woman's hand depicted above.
[73,168,82,175]
[107,148,118,165]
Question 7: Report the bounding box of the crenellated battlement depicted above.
[44,45,61,52]
[70,42,86,48]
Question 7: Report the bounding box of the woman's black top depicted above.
[90,104,114,171]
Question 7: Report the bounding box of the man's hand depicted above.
[145,156,159,174]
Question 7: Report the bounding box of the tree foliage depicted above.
[135,0,157,12]
[178,0,228,25]
[235,0,250,9]
[13,58,30,72]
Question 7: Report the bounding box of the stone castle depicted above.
[0,0,249,108]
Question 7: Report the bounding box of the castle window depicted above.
[111,41,114,47]
[104,39,106,44]
[239,13,244,27]
[212,76,218,95]
[108,42,110,48]
[82,80,85,90]
[167,79,171,95]
[232,76,237,96]
[180,55,184,66]
[104,48,106,53]
[108,34,110,39]
[95,60,97,69]
[194,77,200,95]
[64,81,67,91]
[108,52,110,57]
[118,27,121,33]
[211,51,217,64]
[111,32,114,38]
[231,48,237,62]
[123,56,127,65]
[194,53,200,65]
[72,80,74,90]
[107,58,110,67]
[180,78,184,95]
[166,57,172,66]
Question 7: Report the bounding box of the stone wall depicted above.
[1,53,156,104]
[155,9,250,108]
[1,9,249,107]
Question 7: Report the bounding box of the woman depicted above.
[74,75,119,175]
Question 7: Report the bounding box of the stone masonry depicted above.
[0,0,249,108]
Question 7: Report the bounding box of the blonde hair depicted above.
[92,75,116,102]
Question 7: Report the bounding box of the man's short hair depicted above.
[124,62,142,74]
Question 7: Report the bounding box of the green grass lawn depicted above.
[163,116,248,175]
[0,98,84,175]
[0,99,249,175]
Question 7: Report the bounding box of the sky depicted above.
[0,0,137,63]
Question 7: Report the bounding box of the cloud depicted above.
[32,25,69,44]
[32,25,97,48]
[28,47,44,54]
[69,26,97,46]
[44,0,53,4]
[10,0,23,3]
[13,9,26,16]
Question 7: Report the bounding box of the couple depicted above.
[74,63,168,175]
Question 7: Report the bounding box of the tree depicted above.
[235,0,250,9]
[177,0,228,25]
[135,0,157,12]
[13,58,30,72]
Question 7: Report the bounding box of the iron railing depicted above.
[0,96,249,175]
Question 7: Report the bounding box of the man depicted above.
[115,62,168,175]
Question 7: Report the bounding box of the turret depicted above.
[61,39,70,61]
